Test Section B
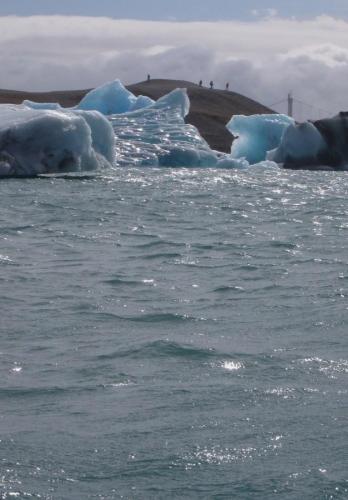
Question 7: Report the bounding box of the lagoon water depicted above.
[0,167,347,499]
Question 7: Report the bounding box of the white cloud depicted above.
[251,8,278,19]
[1,15,348,118]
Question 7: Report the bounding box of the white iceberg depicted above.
[22,100,62,110]
[0,105,115,176]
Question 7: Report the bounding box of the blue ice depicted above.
[76,80,154,115]
[110,88,249,169]
[227,114,294,164]
[3,78,331,176]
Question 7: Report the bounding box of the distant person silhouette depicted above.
[225,82,229,91]
[209,80,214,89]
[147,74,151,81]
[199,80,203,87]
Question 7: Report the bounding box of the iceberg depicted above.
[267,122,327,166]
[227,110,348,170]
[227,114,294,164]
[0,79,281,176]
[108,88,276,169]
[22,100,62,110]
[130,95,155,112]
[266,113,348,169]
[0,105,115,176]
[110,88,249,168]
[76,79,154,115]
[23,80,155,116]
[110,88,214,167]
[3,77,344,176]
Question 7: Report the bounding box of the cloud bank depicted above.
[1,15,348,118]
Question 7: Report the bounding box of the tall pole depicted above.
[288,92,293,117]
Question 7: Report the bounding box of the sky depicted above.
[1,0,348,21]
[1,1,348,118]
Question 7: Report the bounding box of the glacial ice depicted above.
[130,95,155,112]
[0,81,282,175]
[227,114,294,164]
[1,77,343,176]
[0,105,115,176]
[267,122,327,165]
[110,88,211,167]
[22,100,62,110]
[265,113,348,169]
[110,88,249,169]
[77,79,154,115]
[22,80,155,116]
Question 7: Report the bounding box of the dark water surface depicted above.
[0,167,347,499]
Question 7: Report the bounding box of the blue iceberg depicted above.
[1,78,344,177]
[23,80,155,116]
[230,111,348,170]
[111,88,214,167]
[76,79,154,115]
[110,88,249,169]
[19,80,253,170]
[227,114,294,164]
[0,80,280,176]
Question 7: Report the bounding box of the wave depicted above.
[142,252,182,260]
[131,240,186,250]
[97,340,218,361]
[0,385,96,400]
[103,277,142,287]
[92,311,206,324]
[213,285,245,293]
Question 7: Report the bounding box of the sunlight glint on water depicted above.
[0,167,347,499]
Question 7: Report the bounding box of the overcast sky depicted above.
[1,2,348,118]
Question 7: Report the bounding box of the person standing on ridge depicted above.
[147,74,151,81]
[199,80,203,87]
[210,80,214,89]
[226,82,229,91]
